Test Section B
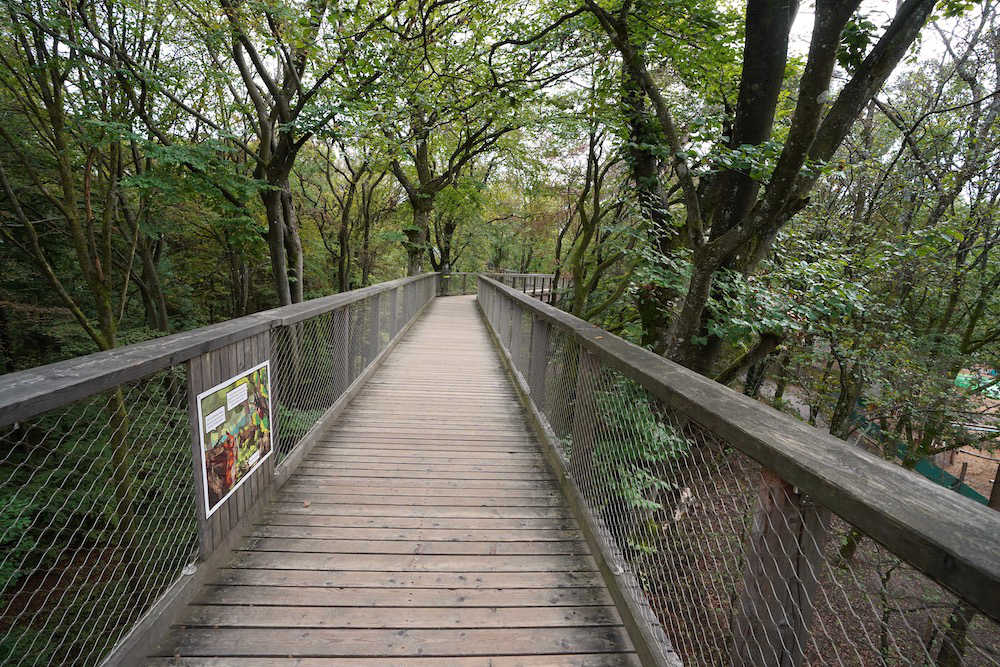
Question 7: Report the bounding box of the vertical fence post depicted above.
[509,304,523,374]
[462,273,468,295]
[367,292,381,363]
[731,468,828,667]
[389,287,398,336]
[494,286,501,326]
[332,306,350,397]
[185,332,273,561]
[568,346,599,497]
[186,357,212,559]
[528,314,550,401]
[935,469,1000,666]
[501,296,513,348]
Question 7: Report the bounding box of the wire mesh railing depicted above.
[478,275,1000,667]
[0,273,437,666]
[489,272,571,306]
[0,369,196,666]
[438,271,571,304]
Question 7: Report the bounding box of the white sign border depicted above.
[196,359,274,518]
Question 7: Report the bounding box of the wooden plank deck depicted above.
[151,295,639,666]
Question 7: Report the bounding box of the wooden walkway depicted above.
[152,296,639,665]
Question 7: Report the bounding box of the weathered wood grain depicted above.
[179,604,624,628]
[256,513,577,530]
[194,585,614,607]
[212,568,603,588]
[146,655,642,666]
[155,627,634,657]
[252,525,582,541]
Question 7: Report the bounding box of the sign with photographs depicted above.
[197,361,273,517]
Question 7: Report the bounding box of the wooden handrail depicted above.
[478,274,1000,623]
[0,273,437,427]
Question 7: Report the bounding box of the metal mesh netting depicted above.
[271,277,435,463]
[0,368,198,666]
[490,272,571,306]
[440,272,570,303]
[479,279,1000,667]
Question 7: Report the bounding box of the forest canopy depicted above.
[1,0,999,473]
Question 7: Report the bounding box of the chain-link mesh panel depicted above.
[271,308,348,462]
[0,368,198,666]
[480,279,1000,667]
[488,273,572,307]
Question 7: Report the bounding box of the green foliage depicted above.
[0,372,197,664]
[592,376,690,516]
[837,14,878,73]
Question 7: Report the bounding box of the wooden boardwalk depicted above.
[151,296,639,665]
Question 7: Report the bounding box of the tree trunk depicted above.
[280,180,304,303]
[716,332,783,386]
[663,256,717,367]
[620,62,679,347]
[262,187,293,306]
[338,214,350,292]
[361,211,373,287]
[139,238,169,331]
[731,468,828,667]
[829,361,864,440]
[437,219,457,273]
[744,359,769,398]
[773,352,791,402]
[406,203,432,276]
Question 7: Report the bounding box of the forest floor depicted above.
[943,448,999,499]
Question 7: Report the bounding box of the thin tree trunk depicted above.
[139,239,168,331]
[662,258,717,366]
[281,180,304,303]
[263,187,293,306]
[406,204,432,275]
[731,468,828,667]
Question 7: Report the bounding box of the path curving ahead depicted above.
[150,295,639,665]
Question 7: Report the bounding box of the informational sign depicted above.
[197,361,273,517]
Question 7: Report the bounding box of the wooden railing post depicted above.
[569,346,599,497]
[367,292,381,364]
[730,468,828,667]
[389,287,398,336]
[186,358,212,559]
[528,314,550,400]
[503,296,515,348]
[509,303,523,372]
[332,307,350,397]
